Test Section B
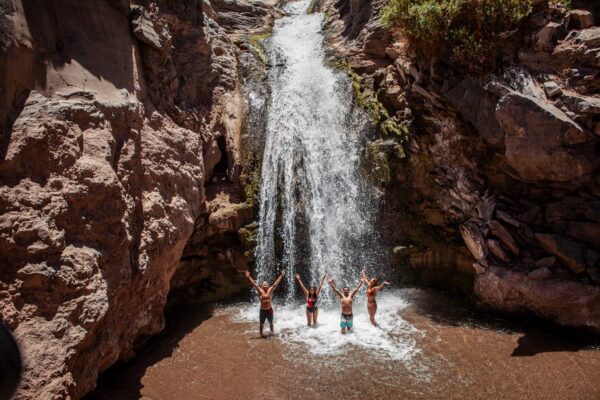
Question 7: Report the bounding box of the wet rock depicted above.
[535,234,587,274]
[495,92,595,182]
[528,267,552,280]
[489,220,519,256]
[568,10,595,30]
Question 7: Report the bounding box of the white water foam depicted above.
[254,0,380,304]
[230,290,424,365]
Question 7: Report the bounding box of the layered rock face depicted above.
[0,0,274,398]
[317,0,600,331]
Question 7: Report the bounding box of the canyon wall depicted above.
[0,0,273,398]
[316,0,600,332]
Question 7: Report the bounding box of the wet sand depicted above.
[87,289,600,400]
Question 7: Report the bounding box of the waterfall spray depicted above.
[254,0,379,304]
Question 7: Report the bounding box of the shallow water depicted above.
[87,288,600,400]
[234,291,423,363]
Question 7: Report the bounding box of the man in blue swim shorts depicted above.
[328,277,363,334]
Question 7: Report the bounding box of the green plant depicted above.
[380,0,532,71]
[248,33,271,65]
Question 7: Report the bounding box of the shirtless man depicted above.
[244,270,286,338]
[328,277,363,334]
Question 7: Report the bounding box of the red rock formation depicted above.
[0,0,276,398]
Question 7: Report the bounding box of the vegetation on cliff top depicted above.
[381,0,533,70]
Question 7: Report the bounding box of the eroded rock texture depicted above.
[316,0,600,332]
[0,0,275,398]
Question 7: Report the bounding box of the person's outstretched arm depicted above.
[269,270,286,293]
[351,279,364,298]
[361,270,369,285]
[244,271,262,294]
[316,273,327,296]
[295,274,309,296]
[374,281,391,294]
[328,278,343,298]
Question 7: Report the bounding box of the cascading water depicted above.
[254,0,379,303]
[241,0,422,363]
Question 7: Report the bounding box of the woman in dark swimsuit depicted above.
[361,270,391,326]
[295,273,327,326]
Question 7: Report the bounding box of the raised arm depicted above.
[244,271,261,294]
[295,274,308,296]
[316,273,327,296]
[328,278,343,298]
[351,279,364,298]
[375,281,391,293]
[269,270,286,293]
[361,270,369,284]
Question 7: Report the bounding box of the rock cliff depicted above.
[0,0,275,398]
[315,0,600,332]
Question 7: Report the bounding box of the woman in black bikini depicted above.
[361,270,391,326]
[295,273,327,326]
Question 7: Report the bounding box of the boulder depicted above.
[496,210,520,227]
[568,10,595,30]
[561,93,600,114]
[535,22,561,50]
[495,92,596,182]
[444,78,505,146]
[501,67,545,100]
[460,221,487,261]
[131,6,162,50]
[487,239,510,263]
[475,267,600,333]
[528,267,552,280]
[574,27,600,48]
[535,256,556,268]
[543,81,562,98]
[489,220,519,256]
[535,233,587,274]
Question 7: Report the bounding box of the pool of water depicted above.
[87,288,600,400]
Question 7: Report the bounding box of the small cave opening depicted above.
[214,136,229,177]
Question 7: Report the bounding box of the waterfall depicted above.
[254,0,379,303]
